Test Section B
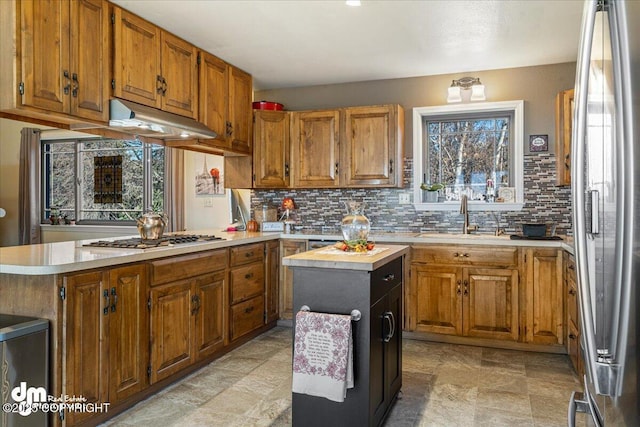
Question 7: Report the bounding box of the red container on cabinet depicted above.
[252,101,284,111]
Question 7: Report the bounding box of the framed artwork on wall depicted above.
[529,134,549,152]
[195,155,224,195]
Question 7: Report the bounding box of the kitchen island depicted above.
[0,231,281,426]
[284,244,409,427]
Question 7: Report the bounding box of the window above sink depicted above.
[412,100,524,211]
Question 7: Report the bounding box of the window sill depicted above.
[413,202,524,212]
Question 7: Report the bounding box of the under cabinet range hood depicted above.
[108,99,217,140]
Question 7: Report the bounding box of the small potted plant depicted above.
[420,183,444,202]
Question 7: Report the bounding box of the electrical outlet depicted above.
[203,198,213,207]
[399,193,411,204]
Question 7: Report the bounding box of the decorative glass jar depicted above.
[341,201,371,242]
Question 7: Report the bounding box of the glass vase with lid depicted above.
[341,201,371,242]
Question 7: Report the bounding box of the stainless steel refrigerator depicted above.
[568,0,639,426]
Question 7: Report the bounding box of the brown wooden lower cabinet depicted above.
[279,239,308,320]
[229,242,266,341]
[524,248,564,345]
[565,252,583,376]
[63,264,148,425]
[409,263,519,341]
[408,244,565,347]
[265,240,280,323]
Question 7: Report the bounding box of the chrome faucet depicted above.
[460,195,478,234]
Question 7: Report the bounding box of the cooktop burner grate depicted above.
[83,234,224,249]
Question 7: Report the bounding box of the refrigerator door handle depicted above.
[586,190,599,235]
[568,391,594,427]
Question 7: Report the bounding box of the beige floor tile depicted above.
[474,406,534,427]
[99,327,577,427]
[476,389,533,416]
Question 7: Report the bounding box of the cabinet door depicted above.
[525,248,564,345]
[411,265,462,335]
[384,283,402,408]
[108,264,148,403]
[279,240,307,320]
[198,51,230,147]
[69,0,109,121]
[555,89,574,186]
[370,293,387,425]
[464,268,519,341]
[265,240,280,323]
[253,110,290,188]
[113,7,161,108]
[63,270,109,426]
[343,105,399,187]
[150,280,194,383]
[194,271,226,360]
[291,110,340,187]
[160,31,198,119]
[20,0,70,113]
[228,65,253,153]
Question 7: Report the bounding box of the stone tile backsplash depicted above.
[250,153,572,236]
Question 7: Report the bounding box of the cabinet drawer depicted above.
[149,249,227,285]
[230,295,264,340]
[371,257,403,301]
[230,262,264,304]
[230,243,264,266]
[412,245,517,267]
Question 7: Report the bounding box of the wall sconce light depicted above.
[447,77,486,103]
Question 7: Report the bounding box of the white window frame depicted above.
[412,100,524,211]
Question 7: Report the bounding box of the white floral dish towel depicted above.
[292,310,354,402]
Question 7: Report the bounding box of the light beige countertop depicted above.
[0,231,280,275]
[282,244,409,271]
[280,231,574,253]
[0,229,574,276]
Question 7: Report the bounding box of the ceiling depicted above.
[111,0,585,91]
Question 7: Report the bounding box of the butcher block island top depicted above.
[282,244,409,271]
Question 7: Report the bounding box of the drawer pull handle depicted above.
[568,264,576,270]
[453,252,459,257]
[245,306,254,314]
[245,252,254,257]
[111,287,117,312]
[463,280,469,296]
[569,288,576,295]
[569,333,577,340]
[456,280,462,295]
[245,273,254,279]
[463,253,470,257]
[383,273,395,282]
[103,289,110,315]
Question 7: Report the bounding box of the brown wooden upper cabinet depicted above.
[555,88,574,186]
[113,6,198,119]
[253,110,290,187]
[0,0,110,122]
[198,51,253,154]
[291,110,341,187]
[343,105,404,187]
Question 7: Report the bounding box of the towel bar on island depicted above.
[299,305,362,322]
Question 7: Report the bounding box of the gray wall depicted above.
[256,62,576,156]
[252,63,576,235]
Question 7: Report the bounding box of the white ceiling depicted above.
[111,0,585,91]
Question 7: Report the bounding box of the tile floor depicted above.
[101,327,586,427]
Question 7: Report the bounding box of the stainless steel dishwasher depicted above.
[0,314,49,427]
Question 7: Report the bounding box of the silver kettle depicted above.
[137,211,168,240]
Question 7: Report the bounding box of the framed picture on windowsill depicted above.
[529,134,549,152]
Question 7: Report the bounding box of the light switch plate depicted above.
[399,193,411,204]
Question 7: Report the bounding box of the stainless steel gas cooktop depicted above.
[82,234,224,249]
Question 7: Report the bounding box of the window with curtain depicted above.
[41,138,165,224]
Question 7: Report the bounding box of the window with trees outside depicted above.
[412,101,524,211]
[42,138,165,224]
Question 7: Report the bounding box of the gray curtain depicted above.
[18,128,41,245]
[165,147,185,232]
